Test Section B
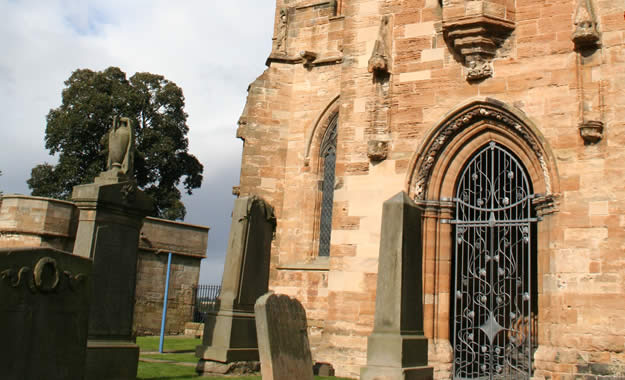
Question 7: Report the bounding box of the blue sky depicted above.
[0,1,276,283]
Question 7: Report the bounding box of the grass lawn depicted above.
[137,362,351,380]
[137,336,352,380]
[137,336,201,353]
[141,352,197,363]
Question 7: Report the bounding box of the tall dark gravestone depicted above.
[196,195,275,375]
[72,117,152,380]
[360,192,434,380]
[0,247,92,380]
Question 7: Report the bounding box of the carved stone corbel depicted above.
[443,16,514,81]
[579,120,604,144]
[442,0,515,81]
[572,0,600,50]
[367,140,389,161]
[300,50,318,68]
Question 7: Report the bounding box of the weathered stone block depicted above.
[0,247,92,380]
[255,292,314,380]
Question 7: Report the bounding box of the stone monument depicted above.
[255,292,314,380]
[0,247,92,380]
[72,117,152,380]
[360,192,434,380]
[196,195,275,375]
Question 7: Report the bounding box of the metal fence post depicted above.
[158,252,173,354]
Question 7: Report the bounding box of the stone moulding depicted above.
[265,52,343,68]
[303,95,341,166]
[406,99,559,201]
[442,15,515,81]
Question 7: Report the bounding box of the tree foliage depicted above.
[27,67,203,220]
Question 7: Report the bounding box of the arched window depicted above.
[317,114,338,257]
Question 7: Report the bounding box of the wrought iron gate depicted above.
[451,142,536,380]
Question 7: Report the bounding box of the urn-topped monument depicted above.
[97,116,135,184]
[72,116,152,380]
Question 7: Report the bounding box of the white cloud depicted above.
[0,1,275,283]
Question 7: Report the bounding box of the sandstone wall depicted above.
[0,195,78,252]
[134,217,207,335]
[237,0,625,378]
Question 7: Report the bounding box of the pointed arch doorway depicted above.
[404,98,560,380]
[450,142,537,379]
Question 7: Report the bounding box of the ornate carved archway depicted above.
[406,98,559,202]
[403,98,560,376]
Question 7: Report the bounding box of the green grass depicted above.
[137,361,352,380]
[137,336,201,353]
[137,361,200,379]
[136,336,352,379]
[141,353,197,363]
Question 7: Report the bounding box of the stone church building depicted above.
[235,0,624,378]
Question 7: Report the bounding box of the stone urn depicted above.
[109,124,130,168]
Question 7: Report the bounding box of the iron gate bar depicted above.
[450,142,535,380]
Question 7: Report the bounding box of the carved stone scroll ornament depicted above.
[1,257,86,293]
[572,0,600,50]
[412,104,550,201]
[120,182,138,203]
[466,54,493,81]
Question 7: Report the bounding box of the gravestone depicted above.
[196,195,275,375]
[360,192,434,380]
[72,118,153,380]
[255,292,314,380]
[0,247,92,380]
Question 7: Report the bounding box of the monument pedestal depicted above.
[360,192,434,380]
[84,340,140,380]
[196,310,260,363]
[72,177,152,380]
[195,196,274,376]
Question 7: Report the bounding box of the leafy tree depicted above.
[27,67,203,220]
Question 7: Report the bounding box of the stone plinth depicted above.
[255,292,314,380]
[72,179,152,380]
[360,192,433,380]
[196,195,275,374]
[0,247,92,380]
